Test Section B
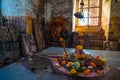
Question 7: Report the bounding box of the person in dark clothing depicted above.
[60,27,68,40]
[68,32,80,48]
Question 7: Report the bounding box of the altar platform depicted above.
[0,47,120,80]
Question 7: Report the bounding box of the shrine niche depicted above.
[45,17,70,47]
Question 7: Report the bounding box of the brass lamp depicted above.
[74,0,84,19]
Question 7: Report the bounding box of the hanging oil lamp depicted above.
[74,0,84,19]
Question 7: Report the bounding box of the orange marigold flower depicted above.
[70,69,77,74]
[90,62,96,67]
[96,70,101,74]
[61,60,66,65]
[76,45,83,50]
[83,69,90,75]
[86,69,90,73]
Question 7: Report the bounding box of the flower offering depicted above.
[52,45,109,77]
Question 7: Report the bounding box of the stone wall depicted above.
[1,0,46,51]
[109,0,120,41]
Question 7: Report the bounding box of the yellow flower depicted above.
[76,45,83,50]
[68,62,73,67]
[75,54,80,58]
[80,54,85,59]
[75,54,85,59]
[70,69,77,74]
[102,58,107,63]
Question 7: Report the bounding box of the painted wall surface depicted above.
[1,0,34,34]
[1,0,25,16]
[101,0,111,40]
[109,0,120,41]
[25,0,40,18]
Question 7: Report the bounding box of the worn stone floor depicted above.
[0,55,120,80]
